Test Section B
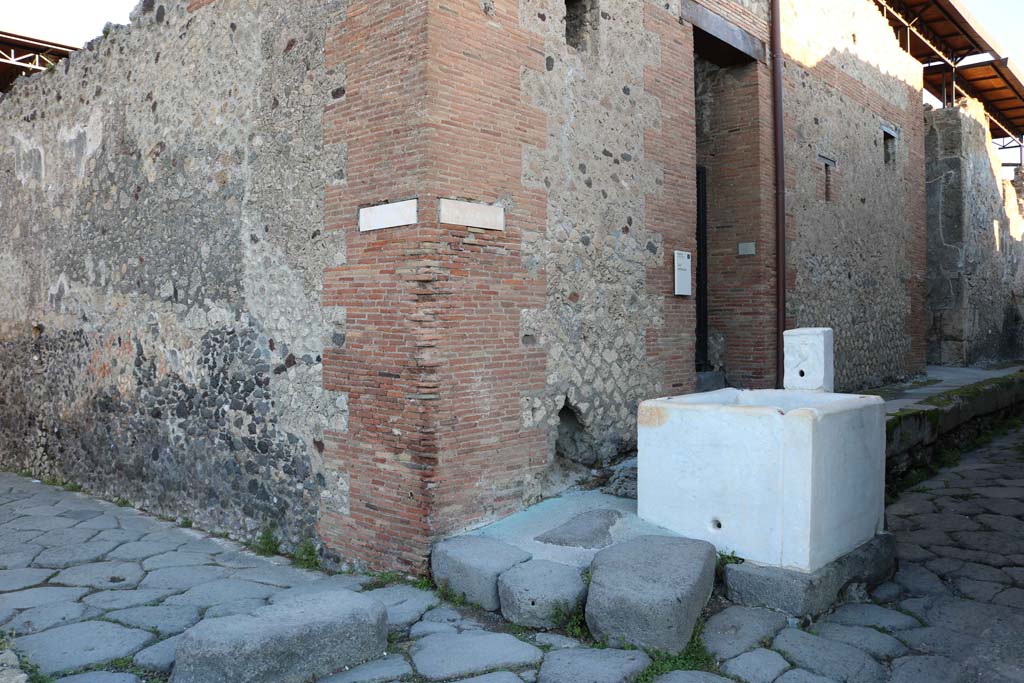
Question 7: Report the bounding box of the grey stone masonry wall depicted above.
[0,0,347,556]
[925,101,1024,366]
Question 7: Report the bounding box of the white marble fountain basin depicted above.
[637,388,885,573]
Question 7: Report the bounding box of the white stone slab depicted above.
[784,327,834,392]
[358,199,418,232]
[439,198,504,231]
[637,388,886,573]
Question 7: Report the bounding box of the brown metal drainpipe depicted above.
[771,0,787,389]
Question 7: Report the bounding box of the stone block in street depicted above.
[498,559,586,628]
[772,628,885,683]
[170,592,387,683]
[585,536,715,653]
[363,584,438,632]
[721,648,790,683]
[702,605,788,661]
[430,536,531,611]
[14,621,154,675]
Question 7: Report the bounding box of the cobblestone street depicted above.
[2,424,1024,682]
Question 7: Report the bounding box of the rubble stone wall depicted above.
[0,0,346,558]
[925,101,1024,366]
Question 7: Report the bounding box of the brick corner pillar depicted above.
[318,0,549,572]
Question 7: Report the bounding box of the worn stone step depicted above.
[170,590,387,683]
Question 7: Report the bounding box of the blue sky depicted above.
[965,0,1024,67]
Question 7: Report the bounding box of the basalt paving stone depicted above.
[893,564,948,596]
[33,527,99,547]
[77,516,121,531]
[230,564,321,587]
[822,603,921,631]
[13,620,155,675]
[214,551,268,569]
[534,633,582,649]
[932,498,986,516]
[908,513,981,532]
[162,578,278,607]
[536,647,650,683]
[653,673,734,683]
[701,606,788,661]
[928,545,1012,566]
[0,544,42,569]
[318,653,413,683]
[897,540,937,565]
[0,529,44,546]
[409,621,456,638]
[0,567,55,592]
[947,561,1012,584]
[3,515,78,531]
[772,628,885,683]
[973,486,1024,499]
[896,626,983,660]
[56,674,141,683]
[33,541,121,569]
[50,561,144,590]
[898,529,953,548]
[57,509,104,522]
[977,514,1024,535]
[268,574,372,603]
[889,655,964,683]
[141,551,213,571]
[978,499,1024,516]
[3,600,100,635]
[955,578,1005,602]
[107,604,201,636]
[912,596,1019,635]
[132,634,179,672]
[138,565,231,590]
[363,584,439,632]
[92,529,144,545]
[107,541,183,562]
[1005,567,1024,585]
[19,504,64,516]
[178,538,234,555]
[721,648,790,683]
[83,588,178,610]
[886,498,936,516]
[949,531,1024,555]
[0,586,90,611]
[410,631,543,681]
[993,587,1024,608]
[137,529,190,545]
[203,598,268,617]
[811,623,908,659]
[871,581,903,603]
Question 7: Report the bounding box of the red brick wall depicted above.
[320,0,436,571]
[645,7,699,395]
[421,0,550,537]
[697,58,779,388]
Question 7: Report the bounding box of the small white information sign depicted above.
[358,199,418,232]
[674,250,692,296]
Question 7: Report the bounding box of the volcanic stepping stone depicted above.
[536,647,651,683]
[14,620,154,675]
[431,536,531,611]
[51,561,145,590]
[363,585,438,632]
[133,635,179,673]
[319,653,413,682]
[585,535,715,654]
[409,631,542,681]
[170,592,387,683]
[772,628,886,683]
[498,559,586,628]
[702,606,788,661]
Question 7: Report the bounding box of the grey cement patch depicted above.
[534,509,622,549]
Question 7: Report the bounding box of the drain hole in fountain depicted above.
[711,518,722,530]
